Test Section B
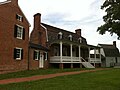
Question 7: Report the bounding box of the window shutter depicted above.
[43,53,46,60]
[33,51,36,60]
[23,28,25,40]
[14,25,17,38]
[22,17,23,22]
[47,53,48,60]
[38,51,40,60]
[16,14,18,19]
[14,48,16,59]
[21,49,23,60]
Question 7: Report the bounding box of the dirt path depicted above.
[0,68,108,85]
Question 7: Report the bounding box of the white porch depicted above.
[50,41,101,68]
[50,56,101,63]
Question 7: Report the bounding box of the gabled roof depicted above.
[0,0,31,27]
[98,44,120,57]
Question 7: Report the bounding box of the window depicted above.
[14,48,23,60]
[78,37,82,43]
[68,35,72,41]
[58,32,63,39]
[34,50,40,60]
[14,25,25,40]
[16,14,23,22]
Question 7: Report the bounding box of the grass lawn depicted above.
[0,68,120,90]
[0,68,88,80]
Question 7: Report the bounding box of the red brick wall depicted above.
[0,1,29,71]
[29,48,39,70]
[29,13,48,69]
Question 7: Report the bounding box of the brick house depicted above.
[29,13,49,70]
[0,0,102,72]
[0,0,30,71]
[31,13,102,69]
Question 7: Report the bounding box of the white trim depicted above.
[70,44,73,62]
[78,37,82,43]
[68,35,72,41]
[41,24,48,42]
[0,1,11,5]
[58,32,63,39]
[34,50,40,60]
[15,47,22,60]
[16,14,23,22]
[58,32,62,35]
[45,52,48,61]
[16,24,23,28]
[16,24,24,39]
[39,52,44,68]
[60,41,63,63]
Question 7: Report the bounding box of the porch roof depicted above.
[29,42,49,51]
[49,39,99,49]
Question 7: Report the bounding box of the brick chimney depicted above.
[113,41,116,47]
[7,0,18,5]
[75,29,81,37]
[33,13,41,30]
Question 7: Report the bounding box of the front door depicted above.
[39,53,44,68]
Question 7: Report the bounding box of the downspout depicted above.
[28,45,30,70]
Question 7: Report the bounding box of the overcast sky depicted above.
[1,0,120,49]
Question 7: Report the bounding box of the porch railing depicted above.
[50,56,81,63]
[89,58,101,63]
[50,56,101,63]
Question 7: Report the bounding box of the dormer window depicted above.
[58,32,63,39]
[78,37,82,43]
[68,35,72,41]
[16,14,23,22]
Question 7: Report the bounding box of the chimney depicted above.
[75,29,81,37]
[7,0,18,5]
[113,41,116,47]
[33,13,41,30]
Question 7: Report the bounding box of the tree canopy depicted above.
[97,0,120,39]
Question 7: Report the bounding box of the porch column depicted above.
[99,48,101,63]
[94,48,96,67]
[60,41,63,63]
[70,44,73,62]
[79,45,81,62]
[88,47,91,62]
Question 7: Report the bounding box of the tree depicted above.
[97,0,120,39]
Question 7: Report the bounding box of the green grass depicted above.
[0,68,120,90]
[0,68,88,80]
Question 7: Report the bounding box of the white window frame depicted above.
[15,47,22,60]
[79,37,82,43]
[16,24,23,39]
[68,35,72,41]
[45,52,48,61]
[16,14,23,22]
[34,50,40,60]
[58,32,63,39]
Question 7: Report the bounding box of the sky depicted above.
[1,0,120,50]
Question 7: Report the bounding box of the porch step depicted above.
[82,62,95,68]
